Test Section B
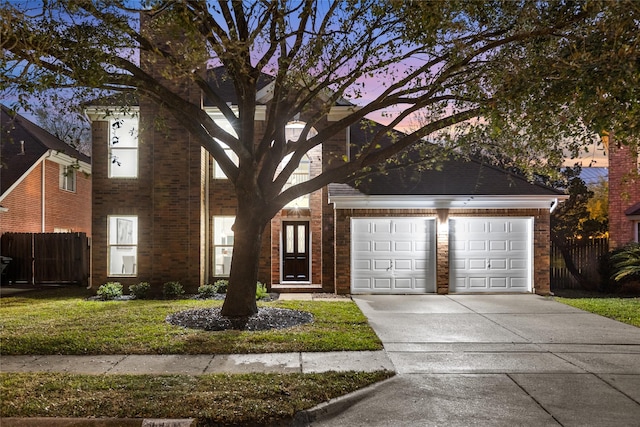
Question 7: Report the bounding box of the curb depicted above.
[290,376,397,426]
[0,419,194,427]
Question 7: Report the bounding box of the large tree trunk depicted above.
[220,194,269,318]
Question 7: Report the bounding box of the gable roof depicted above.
[1,105,90,195]
[330,120,566,210]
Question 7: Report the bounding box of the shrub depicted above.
[599,243,640,292]
[163,281,185,299]
[96,282,123,301]
[198,284,217,298]
[213,279,228,294]
[610,243,640,282]
[256,281,269,300]
[129,282,150,299]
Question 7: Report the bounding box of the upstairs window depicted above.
[109,117,139,178]
[59,165,76,192]
[213,141,239,179]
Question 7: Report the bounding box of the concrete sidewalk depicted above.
[0,351,393,375]
[308,294,640,427]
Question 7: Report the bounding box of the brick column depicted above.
[608,141,640,248]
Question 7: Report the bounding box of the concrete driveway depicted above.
[311,294,640,427]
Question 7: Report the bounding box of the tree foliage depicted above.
[2,0,637,316]
[33,105,91,156]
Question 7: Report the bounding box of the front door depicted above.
[282,221,310,281]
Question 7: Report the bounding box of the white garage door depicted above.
[351,217,436,294]
[450,217,533,293]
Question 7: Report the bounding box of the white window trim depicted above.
[59,164,76,192]
[108,117,139,179]
[107,215,138,277]
[213,216,235,277]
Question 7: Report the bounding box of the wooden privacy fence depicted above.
[551,237,609,290]
[0,232,90,286]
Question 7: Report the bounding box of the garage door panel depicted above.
[469,240,487,251]
[469,259,486,270]
[373,221,392,234]
[373,241,392,252]
[469,277,488,288]
[351,218,436,294]
[510,278,529,288]
[353,259,372,270]
[352,278,372,289]
[394,241,413,251]
[373,278,392,289]
[489,240,507,251]
[395,259,413,270]
[395,278,413,288]
[353,241,371,251]
[450,217,532,293]
[489,259,507,270]
[373,259,392,270]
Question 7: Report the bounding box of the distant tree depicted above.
[550,166,608,288]
[33,106,91,156]
[1,1,636,317]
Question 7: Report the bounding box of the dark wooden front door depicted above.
[282,221,310,281]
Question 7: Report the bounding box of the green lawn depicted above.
[0,287,382,355]
[0,371,393,425]
[554,296,640,327]
[0,287,391,425]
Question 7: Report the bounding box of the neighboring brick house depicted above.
[0,105,91,236]
[86,69,565,295]
[607,140,640,248]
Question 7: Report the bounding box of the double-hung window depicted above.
[108,215,138,276]
[59,165,76,192]
[213,216,235,276]
[108,117,139,178]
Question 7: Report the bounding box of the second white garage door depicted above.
[450,217,533,293]
[351,217,436,294]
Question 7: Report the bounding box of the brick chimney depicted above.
[608,138,640,248]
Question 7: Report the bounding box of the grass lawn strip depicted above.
[0,371,394,425]
[554,297,640,327]
[0,288,382,355]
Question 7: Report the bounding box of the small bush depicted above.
[129,282,150,299]
[198,284,217,298]
[213,279,229,294]
[256,281,269,300]
[599,243,640,292]
[609,243,640,286]
[97,282,123,301]
[163,281,185,299]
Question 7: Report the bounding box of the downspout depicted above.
[549,198,559,213]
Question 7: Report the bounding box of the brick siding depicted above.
[608,142,640,248]
[1,160,91,236]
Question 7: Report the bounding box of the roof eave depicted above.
[329,194,568,211]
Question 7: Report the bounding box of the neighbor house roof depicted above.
[1,105,90,196]
[625,202,640,217]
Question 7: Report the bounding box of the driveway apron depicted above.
[310,294,640,427]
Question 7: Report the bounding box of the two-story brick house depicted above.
[86,67,565,296]
[0,105,91,236]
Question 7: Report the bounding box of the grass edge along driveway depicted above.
[0,287,382,355]
[554,295,640,327]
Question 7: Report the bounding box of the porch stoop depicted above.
[270,283,324,293]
